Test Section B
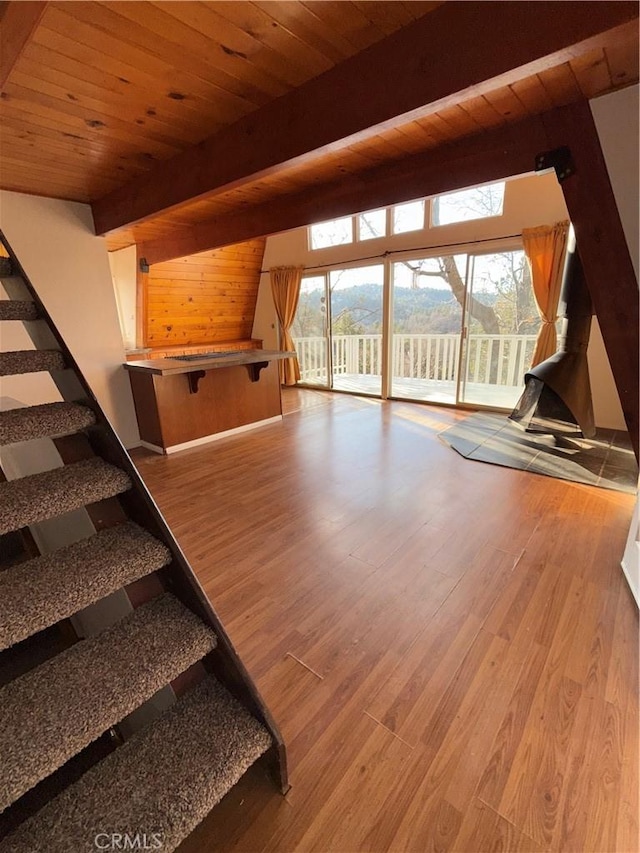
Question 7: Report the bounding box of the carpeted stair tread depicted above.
[0,522,172,651]
[0,458,131,535]
[0,593,217,812]
[0,401,96,445]
[0,349,65,376]
[0,300,38,321]
[3,676,272,853]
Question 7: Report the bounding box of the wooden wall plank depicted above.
[571,48,614,97]
[604,32,640,88]
[302,0,387,51]
[144,239,266,348]
[32,20,254,122]
[0,0,47,89]
[537,63,583,108]
[94,1,287,100]
[509,75,555,114]
[165,1,332,80]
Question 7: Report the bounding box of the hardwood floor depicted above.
[130,388,639,853]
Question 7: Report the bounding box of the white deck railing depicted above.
[293,333,538,387]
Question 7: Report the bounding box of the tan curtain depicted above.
[523,220,570,367]
[270,265,303,385]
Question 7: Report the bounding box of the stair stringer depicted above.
[0,231,289,795]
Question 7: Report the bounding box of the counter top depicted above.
[123,349,294,376]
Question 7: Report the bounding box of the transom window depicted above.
[392,200,425,234]
[357,209,386,241]
[308,181,506,249]
[309,216,353,250]
[431,182,505,226]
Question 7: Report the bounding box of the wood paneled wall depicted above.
[144,238,265,347]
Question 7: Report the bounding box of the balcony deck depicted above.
[294,333,535,411]
[304,374,524,409]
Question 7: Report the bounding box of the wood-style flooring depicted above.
[131,389,639,853]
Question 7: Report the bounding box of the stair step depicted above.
[0,349,65,376]
[0,300,38,321]
[0,401,96,445]
[0,458,132,536]
[0,522,172,651]
[3,676,272,853]
[0,593,217,812]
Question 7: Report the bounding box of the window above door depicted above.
[308,181,507,250]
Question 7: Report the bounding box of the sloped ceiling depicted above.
[0,1,637,255]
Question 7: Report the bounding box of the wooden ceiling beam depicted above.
[138,116,549,263]
[92,1,638,235]
[539,102,639,457]
[0,1,47,90]
[139,100,638,452]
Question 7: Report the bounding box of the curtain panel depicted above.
[523,220,570,367]
[270,265,303,385]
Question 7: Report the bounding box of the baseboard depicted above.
[140,416,283,455]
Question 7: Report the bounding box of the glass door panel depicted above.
[390,255,466,404]
[329,265,383,395]
[459,250,537,409]
[291,275,330,387]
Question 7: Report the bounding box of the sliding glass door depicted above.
[390,255,466,404]
[291,275,329,387]
[459,250,537,409]
[292,249,538,410]
[291,266,384,395]
[330,265,383,395]
[389,248,538,409]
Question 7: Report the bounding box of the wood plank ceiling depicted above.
[0,1,638,252]
[0,2,440,208]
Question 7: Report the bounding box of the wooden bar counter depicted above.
[124,350,293,454]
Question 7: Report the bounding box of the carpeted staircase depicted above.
[0,239,287,851]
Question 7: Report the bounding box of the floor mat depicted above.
[439,412,638,494]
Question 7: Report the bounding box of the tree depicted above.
[292,296,322,338]
[488,252,537,334]
[400,256,501,334]
[332,308,366,336]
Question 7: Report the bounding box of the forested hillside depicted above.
[294,283,499,336]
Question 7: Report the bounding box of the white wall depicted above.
[591,85,639,279]
[622,495,639,607]
[0,191,140,447]
[592,84,640,600]
[108,244,137,351]
[589,84,639,431]
[588,318,626,430]
[255,171,624,427]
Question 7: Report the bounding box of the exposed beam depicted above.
[539,102,639,457]
[140,100,638,453]
[138,116,550,263]
[92,1,638,235]
[0,1,47,90]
